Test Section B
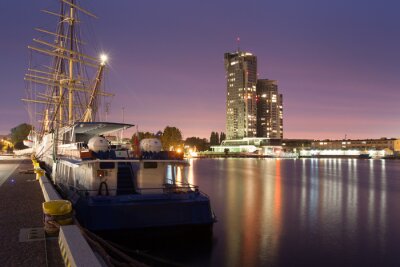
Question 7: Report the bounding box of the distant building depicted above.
[211,137,283,155]
[310,138,396,151]
[285,137,398,158]
[256,79,283,139]
[208,137,400,158]
[224,51,257,140]
[281,138,396,152]
[282,139,313,151]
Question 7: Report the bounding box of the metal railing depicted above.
[66,180,202,197]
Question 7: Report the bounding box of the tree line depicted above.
[6,123,225,152]
[210,131,226,146]
[132,127,226,152]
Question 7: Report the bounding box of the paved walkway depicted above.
[0,158,64,267]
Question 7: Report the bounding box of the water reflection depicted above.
[178,158,400,267]
[270,159,282,264]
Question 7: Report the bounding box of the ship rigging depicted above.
[23,0,113,139]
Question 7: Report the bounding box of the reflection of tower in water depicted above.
[240,159,263,266]
[224,159,244,267]
[223,159,285,266]
[269,159,283,263]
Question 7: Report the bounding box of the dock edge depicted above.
[36,166,103,267]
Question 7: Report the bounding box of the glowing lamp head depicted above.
[100,54,108,65]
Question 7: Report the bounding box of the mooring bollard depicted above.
[33,161,40,168]
[42,200,73,235]
[34,168,45,181]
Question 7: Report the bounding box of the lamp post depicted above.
[121,107,125,142]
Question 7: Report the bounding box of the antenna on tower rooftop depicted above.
[236,36,240,52]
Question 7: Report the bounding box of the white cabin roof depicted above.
[73,122,134,135]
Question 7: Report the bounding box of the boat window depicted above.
[137,162,165,193]
[100,162,115,169]
[143,162,158,169]
[137,162,190,194]
[76,133,93,143]
[165,164,188,185]
[63,131,71,144]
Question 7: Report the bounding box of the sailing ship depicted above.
[23,0,215,237]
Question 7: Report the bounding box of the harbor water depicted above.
[151,158,400,266]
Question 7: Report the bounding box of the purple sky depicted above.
[1,0,400,140]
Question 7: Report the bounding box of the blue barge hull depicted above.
[72,191,215,234]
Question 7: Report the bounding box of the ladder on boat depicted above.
[116,163,136,195]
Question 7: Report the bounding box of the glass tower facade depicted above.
[224,51,257,140]
[256,79,283,139]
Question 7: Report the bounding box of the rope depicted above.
[107,240,183,267]
[43,201,181,267]
[83,233,114,267]
[43,212,73,235]
[97,181,109,196]
[79,226,148,267]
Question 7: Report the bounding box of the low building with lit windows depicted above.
[210,137,284,156]
[295,138,398,158]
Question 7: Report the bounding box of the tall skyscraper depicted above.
[256,79,283,139]
[224,51,257,140]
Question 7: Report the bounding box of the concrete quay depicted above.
[0,157,104,267]
[0,158,64,266]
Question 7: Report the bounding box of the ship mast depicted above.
[23,0,113,139]
[58,2,65,126]
[81,55,107,122]
[68,0,75,124]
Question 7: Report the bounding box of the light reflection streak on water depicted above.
[346,158,358,240]
[225,159,241,267]
[379,160,387,254]
[330,158,341,218]
[176,165,184,184]
[187,158,194,185]
[177,158,399,267]
[334,159,341,222]
[368,160,375,238]
[272,159,282,263]
[320,160,329,230]
[165,163,184,184]
[300,159,307,229]
[260,159,277,264]
[241,159,258,266]
[308,159,319,227]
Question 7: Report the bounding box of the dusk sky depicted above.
[1,0,400,140]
